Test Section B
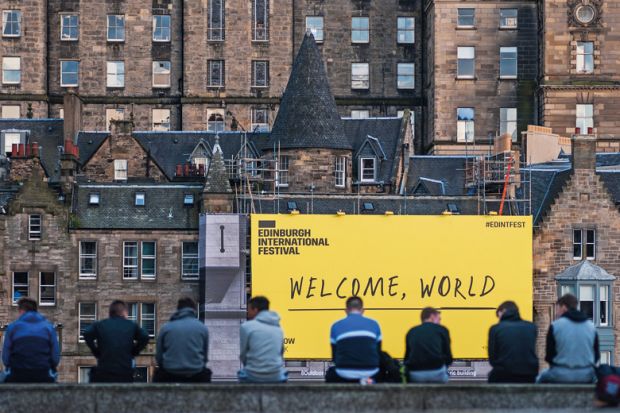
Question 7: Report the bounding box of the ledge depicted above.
[0,383,597,412]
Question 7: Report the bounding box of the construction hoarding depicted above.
[251,214,533,359]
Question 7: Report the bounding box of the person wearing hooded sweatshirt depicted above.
[2,297,60,383]
[154,297,211,383]
[238,296,287,383]
[537,294,599,383]
[487,301,538,383]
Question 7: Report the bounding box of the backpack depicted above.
[595,364,620,406]
[378,351,404,383]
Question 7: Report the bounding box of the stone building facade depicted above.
[539,0,620,152]
[423,0,538,154]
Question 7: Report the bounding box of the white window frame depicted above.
[360,157,376,182]
[576,41,594,74]
[2,57,20,85]
[78,366,94,383]
[276,155,289,188]
[60,60,79,87]
[457,47,475,79]
[576,104,593,134]
[252,0,269,41]
[114,159,128,181]
[207,109,225,132]
[573,228,596,260]
[29,214,41,240]
[457,8,475,28]
[2,10,21,37]
[152,109,171,131]
[208,0,225,41]
[79,241,97,279]
[397,63,415,89]
[106,61,125,88]
[182,241,199,280]
[350,110,369,119]
[457,107,475,142]
[152,61,171,88]
[60,14,78,41]
[306,16,324,42]
[252,60,269,88]
[141,241,156,279]
[78,302,97,342]
[600,285,609,327]
[351,63,369,89]
[351,17,369,44]
[141,303,156,338]
[397,17,414,44]
[251,108,269,132]
[152,15,170,42]
[12,272,28,305]
[3,132,21,154]
[500,46,518,79]
[335,156,346,188]
[39,272,56,306]
[123,241,139,279]
[107,15,125,42]
[500,108,517,141]
[499,9,518,29]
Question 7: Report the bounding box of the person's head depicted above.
[496,301,519,319]
[247,296,269,320]
[17,297,37,315]
[421,307,441,324]
[177,297,196,311]
[556,294,578,318]
[345,296,364,314]
[109,300,128,318]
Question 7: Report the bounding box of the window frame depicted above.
[252,60,269,88]
[60,60,79,87]
[499,8,518,29]
[78,302,97,342]
[499,46,518,79]
[350,110,369,119]
[152,109,171,131]
[207,60,225,88]
[360,157,377,182]
[397,17,414,44]
[12,272,28,305]
[114,159,128,181]
[152,61,171,88]
[60,14,79,41]
[576,41,594,74]
[1,105,20,119]
[351,17,369,44]
[335,156,346,188]
[39,272,56,306]
[152,15,171,42]
[276,155,289,188]
[106,61,125,88]
[207,110,225,132]
[576,104,594,134]
[107,15,125,42]
[251,108,269,132]
[123,241,139,280]
[29,214,41,240]
[457,47,475,79]
[2,10,21,38]
[558,282,611,328]
[2,56,20,85]
[500,108,517,142]
[457,8,475,28]
[79,241,98,279]
[397,63,415,90]
[457,107,475,142]
[207,0,225,41]
[252,0,269,42]
[182,241,199,280]
[141,241,156,279]
[306,16,324,42]
[351,63,370,90]
[140,303,156,338]
[573,228,596,260]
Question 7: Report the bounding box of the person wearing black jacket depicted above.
[487,301,538,383]
[84,300,150,383]
[404,307,452,383]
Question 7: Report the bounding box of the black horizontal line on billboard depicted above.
[288,307,496,312]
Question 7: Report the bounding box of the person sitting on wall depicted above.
[537,294,599,383]
[487,301,538,383]
[326,296,382,383]
[404,307,452,383]
[154,297,211,383]
[238,296,288,383]
[84,300,150,383]
[2,297,60,383]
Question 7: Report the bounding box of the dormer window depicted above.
[89,193,100,206]
[192,157,209,176]
[184,194,194,206]
[360,158,376,182]
[135,192,145,206]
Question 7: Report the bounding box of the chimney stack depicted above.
[572,130,597,171]
[63,92,83,144]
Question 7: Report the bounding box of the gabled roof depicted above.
[0,119,64,182]
[555,260,616,281]
[268,33,351,151]
[407,156,472,196]
[529,169,571,225]
[204,150,232,194]
[355,135,387,160]
[412,178,446,196]
[76,132,108,165]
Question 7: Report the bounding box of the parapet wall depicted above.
[0,384,598,413]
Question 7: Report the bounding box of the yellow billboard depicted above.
[251,214,532,359]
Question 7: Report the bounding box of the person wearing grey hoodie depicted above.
[154,297,211,383]
[238,296,288,383]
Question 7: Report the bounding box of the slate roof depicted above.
[268,33,351,150]
[0,119,64,182]
[204,149,232,193]
[73,183,203,230]
[555,260,616,281]
[406,156,472,196]
[0,182,19,211]
[76,132,108,165]
[598,171,620,206]
[528,169,572,225]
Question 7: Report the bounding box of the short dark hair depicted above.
[497,301,519,315]
[557,294,578,311]
[109,300,127,317]
[346,296,363,311]
[421,307,440,322]
[177,297,196,311]
[248,296,269,312]
[17,297,37,312]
